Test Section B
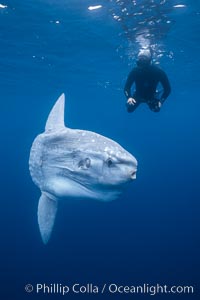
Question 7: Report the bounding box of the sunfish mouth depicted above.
[130,170,137,179]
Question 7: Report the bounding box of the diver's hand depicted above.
[158,101,162,108]
[127,97,136,105]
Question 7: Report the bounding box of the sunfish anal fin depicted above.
[37,193,58,244]
[45,93,65,132]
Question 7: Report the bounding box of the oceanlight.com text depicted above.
[24,282,195,296]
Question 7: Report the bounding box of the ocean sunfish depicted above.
[29,94,137,244]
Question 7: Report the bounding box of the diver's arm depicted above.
[159,70,171,102]
[124,70,136,99]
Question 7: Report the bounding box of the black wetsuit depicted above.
[124,64,171,112]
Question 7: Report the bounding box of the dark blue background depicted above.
[1,0,199,299]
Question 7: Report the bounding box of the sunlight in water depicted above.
[105,0,185,62]
[173,4,186,8]
[0,3,7,8]
[88,5,102,11]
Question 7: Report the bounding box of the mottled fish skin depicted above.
[29,94,138,243]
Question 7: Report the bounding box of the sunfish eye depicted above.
[78,158,91,169]
[106,158,113,168]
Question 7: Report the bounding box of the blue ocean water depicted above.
[1,0,200,299]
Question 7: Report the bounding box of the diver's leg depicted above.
[126,100,140,113]
[148,99,161,112]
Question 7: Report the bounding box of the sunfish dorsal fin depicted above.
[38,193,58,244]
[45,93,65,132]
